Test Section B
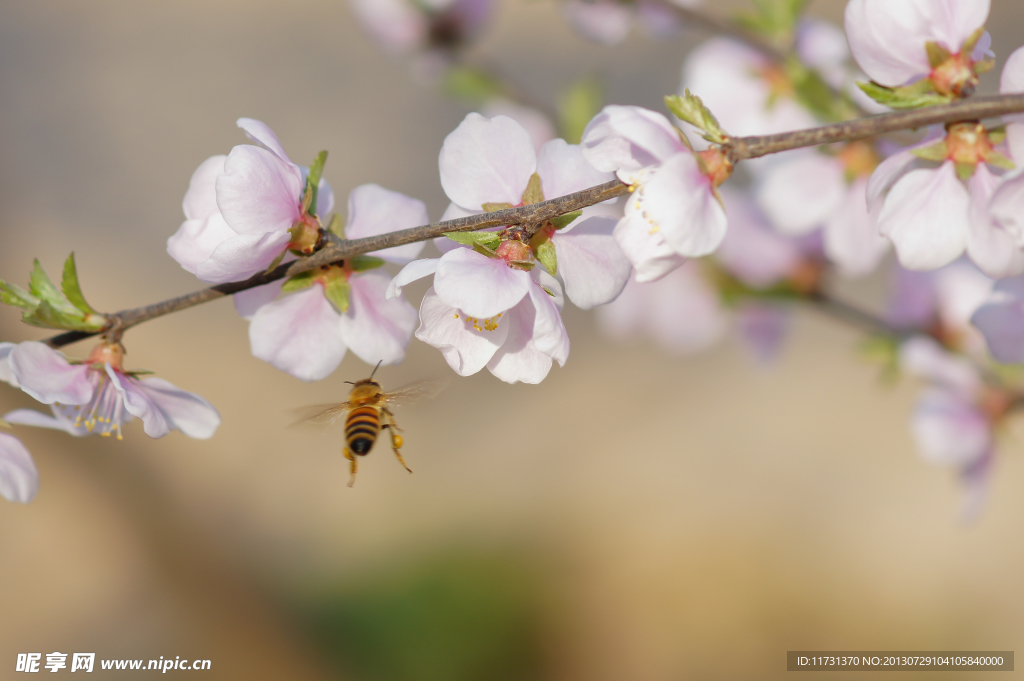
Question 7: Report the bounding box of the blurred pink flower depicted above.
[561,0,700,45]
[351,0,495,55]
[0,432,37,504]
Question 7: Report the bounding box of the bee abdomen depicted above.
[345,406,380,456]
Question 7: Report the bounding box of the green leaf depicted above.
[481,202,513,213]
[304,150,328,215]
[786,57,857,122]
[974,59,996,75]
[61,253,96,314]
[557,77,603,144]
[735,0,809,42]
[348,255,386,272]
[443,66,504,103]
[925,41,951,68]
[264,248,288,274]
[856,80,952,110]
[988,127,1007,145]
[911,140,949,162]
[22,301,105,332]
[962,26,986,57]
[327,213,345,239]
[29,260,77,316]
[535,240,557,276]
[955,162,976,182]
[0,280,39,310]
[521,172,544,206]
[664,91,727,144]
[550,210,582,230]
[324,278,351,314]
[282,270,318,293]
[472,243,498,258]
[444,231,502,250]
[986,151,1016,171]
[507,260,535,271]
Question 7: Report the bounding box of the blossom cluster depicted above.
[4,0,1024,517]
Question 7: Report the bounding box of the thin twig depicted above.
[728,94,1024,161]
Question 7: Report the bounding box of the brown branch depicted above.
[727,94,1024,161]
[40,92,1024,350]
[43,180,629,349]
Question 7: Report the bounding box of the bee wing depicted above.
[290,401,351,426]
[380,377,451,409]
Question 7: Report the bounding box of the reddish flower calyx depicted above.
[698,148,733,188]
[931,51,979,98]
[288,213,323,254]
[86,342,125,372]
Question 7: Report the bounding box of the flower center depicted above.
[697,148,734,188]
[58,368,126,439]
[288,213,323,254]
[453,311,503,332]
[945,122,994,166]
[931,52,978,98]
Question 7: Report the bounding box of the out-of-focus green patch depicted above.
[557,77,602,144]
[300,547,546,681]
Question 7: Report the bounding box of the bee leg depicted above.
[381,418,411,474]
[344,447,358,487]
[383,408,404,432]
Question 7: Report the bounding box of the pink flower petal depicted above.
[236,118,292,164]
[0,432,37,503]
[339,271,418,365]
[182,155,228,221]
[233,279,285,320]
[216,145,303,237]
[107,367,168,439]
[971,276,1024,363]
[900,336,981,394]
[351,0,427,54]
[911,387,990,467]
[439,113,537,210]
[581,105,686,174]
[345,183,428,263]
[387,258,440,300]
[194,230,293,284]
[248,285,346,381]
[552,216,632,309]
[879,162,969,270]
[129,376,221,440]
[0,342,18,387]
[9,342,93,405]
[415,287,506,376]
[434,248,532,318]
[562,0,632,45]
[866,146,921,211]
[716,189,801,287]
[967,165,1024,278]
[638,153,727,257]
[755,153,846,235]
[824,178,888,278]
[536,138,614,200]
[736,303,790,363]
[481,100,556,153]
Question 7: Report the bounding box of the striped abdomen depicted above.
[345,406,380,456]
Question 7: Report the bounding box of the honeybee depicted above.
[294,362,449,486]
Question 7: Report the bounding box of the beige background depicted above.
[1,0,1023,678]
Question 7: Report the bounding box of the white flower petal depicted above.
[971,276,1024,363]
[900,336,982,394]
[0,432,38,503]
[434,248,531,318]
[194,230,293,284]
[879,163,969,270]
[716,188,802,287]
[216,145,303,236]
[485,299,554,384]
[439,113,537,210]
[9,342,93,405]
[3,408,86,436]
[0,342,18,387]
[249,285,346,381]
[167,213,236,276]
[536,138,614,200]
[481,100,556,153]
[415,287,506,376]
[552,216,632,308]
[126,376,221,439]
[562,0,632,45]
[912,387,990,467]
[581,105,686,174]
[612,212,686,282]
[233,279,285,320]
[638,153,727,257]
[236,118,292,164]
[967,165,1024,278]
[387,258,440,300]
[345,183,429,263]
[339,271,419,365]
[182,155,228,221]
[526,283,570,366]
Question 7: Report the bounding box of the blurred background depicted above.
[2,0,1024,678]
